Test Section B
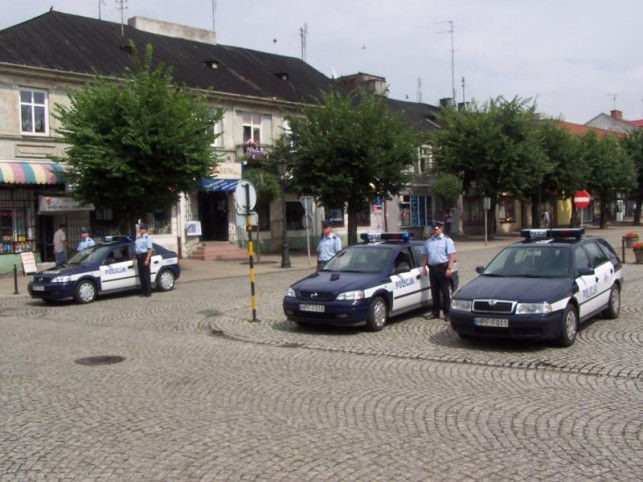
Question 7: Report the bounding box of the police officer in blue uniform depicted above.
[421,221,456,320]
[133,223,153,297]
[76,227,95,251]
[316,220,342,270]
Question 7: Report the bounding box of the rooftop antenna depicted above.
[417,77,423,103]
[461,76,466,106]
[115,0,128,36]
[299,23,308,61]
[607,93,619,111]
[436,20,456,105]
[211,0,217,38]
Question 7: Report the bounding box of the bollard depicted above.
[13,264,19,295]
[621,237,627,264]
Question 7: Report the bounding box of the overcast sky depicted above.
[3,0,643,124]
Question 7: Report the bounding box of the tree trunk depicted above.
[346,203,359,246]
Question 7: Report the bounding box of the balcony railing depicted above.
[236,143,273,161]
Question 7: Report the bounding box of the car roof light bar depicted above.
[101,235,132,243]
[360,232,412,242]
[520,228,584,241]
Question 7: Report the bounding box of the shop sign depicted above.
[38,196,94,213]
[20,252,38,274]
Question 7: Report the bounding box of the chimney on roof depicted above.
[611,109,623,120]
[128,16,216,45]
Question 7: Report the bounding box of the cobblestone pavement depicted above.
[1,229,642,481]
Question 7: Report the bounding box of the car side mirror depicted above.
[475,266,485,274]
[578,267,594,276]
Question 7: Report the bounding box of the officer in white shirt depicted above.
[316,220,342,270]
[77,227,95,251]
[421,221,456,320]
[133,224,153,297]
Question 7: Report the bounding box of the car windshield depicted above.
[67,245,119,265]
[322,245,392,273]
[483,245,571,278]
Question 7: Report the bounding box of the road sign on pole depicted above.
[573,190,590,209]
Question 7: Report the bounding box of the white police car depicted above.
[28,236,180,304]
[449,228,623,347]
[283,232,459,331]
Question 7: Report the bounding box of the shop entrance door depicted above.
[38,216,55,262]
[198,192,229,241]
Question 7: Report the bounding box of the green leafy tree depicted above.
[529,120,585,227]
[620,129,643,225]
[430,172,462,215]
[581,132,636,228]
[431,96,546,236]
[54,42,221,233]
[284,90,420,245]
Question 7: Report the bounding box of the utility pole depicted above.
[417,77,422,103]
[436,20,456,105]
[461,76,466,107]
[211,0,217,39]
[115,0,128,36]
[299,23,308,62]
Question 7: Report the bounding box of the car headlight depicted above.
[450,299,472,312]
[336,290,365,301]
[51,275,72,283]
[286,287,296,298]
[516,302,552,315]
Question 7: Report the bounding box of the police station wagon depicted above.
[449,228,623,347]
[283,232,459,331]
[28,236,180,304]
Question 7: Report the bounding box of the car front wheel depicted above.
[74,280,97,304]
[156,269,176,292]
[557,304,578,347]
[365,296,388,331]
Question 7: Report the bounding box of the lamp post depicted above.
[277,158,291,268]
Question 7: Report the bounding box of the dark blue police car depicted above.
[28,236,180,303]
[449,228,623,347]
[283,232,459,331]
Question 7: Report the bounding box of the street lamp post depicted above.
[277,158,291,268]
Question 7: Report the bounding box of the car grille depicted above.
[472,299,515,314]
[298,290,334,301]
[33,276,49,283]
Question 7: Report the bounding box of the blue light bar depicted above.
[360,232,412,242]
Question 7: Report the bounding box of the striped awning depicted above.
[0,161,66,185]
[201,178,239,192]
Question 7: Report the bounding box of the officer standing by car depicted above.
[316,220,342,270]
[421,221,456,321]
[76,227,95,251]
[133,223,153,297]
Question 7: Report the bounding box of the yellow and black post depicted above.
[245,183,258,321]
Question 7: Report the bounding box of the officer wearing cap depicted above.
[316,220,342,270]
[421,221,456,320]
[77,227,95,251]
[133,223,153,297]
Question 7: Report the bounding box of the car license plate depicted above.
[474,317,509,328]
[300,304,325,313]
[32,285,45,292]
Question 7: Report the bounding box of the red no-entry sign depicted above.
[574,190,590,209]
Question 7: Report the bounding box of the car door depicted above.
[412,244,432,305]
[573,244,601,317]
[100,245,137,292]
[584,240,613,309]
[389,247,421,313]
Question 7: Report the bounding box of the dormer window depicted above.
[275,72,289,81]
[204,60,220,70]
[119,44,134,55]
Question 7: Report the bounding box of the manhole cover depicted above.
[75,355,126,366]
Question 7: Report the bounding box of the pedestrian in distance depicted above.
[421,221,456,321]
[77,227,95,252]
[133,223,153,297]
[53,223,71,266]
[540,208,551,229]
[316,220,342,270]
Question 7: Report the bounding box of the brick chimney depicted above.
[611,109,623,120]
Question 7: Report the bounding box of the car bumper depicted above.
[283,297,371,326]
[449,310,564,340]
[28,282,75,300]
